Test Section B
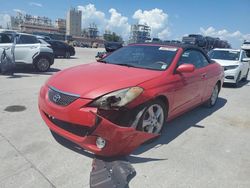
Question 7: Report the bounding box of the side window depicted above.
[18,35,39,44]
[56,41,65,47]
[178,50,209,68]
[241,51,247,60]
[0,34,12,43]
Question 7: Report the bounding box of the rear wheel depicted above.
[137,100,166,134]
[34,57,50,72]
[65,51,70,59]
[204,84,219,108]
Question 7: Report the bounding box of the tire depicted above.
[34,57,51,72]
[233,72,241,88]
[204,84,219,108]
[136,99,166,134]
[242,69,249,82]
[65,51,70,59]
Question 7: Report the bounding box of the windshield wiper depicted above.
[115,63,136,68]
[98,60,109,63]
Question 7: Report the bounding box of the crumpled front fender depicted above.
[90,112,159,157]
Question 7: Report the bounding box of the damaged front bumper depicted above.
[39,110,158,156]
[38,87,158,157]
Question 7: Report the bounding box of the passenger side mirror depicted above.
[176,64,195,73]
[242,58,250,62]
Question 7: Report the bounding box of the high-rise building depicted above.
[66,8,82,36]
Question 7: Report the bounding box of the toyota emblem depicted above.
[53,93,61,103]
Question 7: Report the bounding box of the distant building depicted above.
[82,23,99,39]
[66,8,82,36]
[10,13,59,34]
[55,18,66,34]
[129,24,151,43]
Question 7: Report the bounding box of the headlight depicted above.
[89,87,143,110]
[225,65,238,70]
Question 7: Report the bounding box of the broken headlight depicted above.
[89,87,143,110]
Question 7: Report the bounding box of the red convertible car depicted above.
[38,43,224,156]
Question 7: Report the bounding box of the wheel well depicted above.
[216,80,221,92]
[155,95,169,114]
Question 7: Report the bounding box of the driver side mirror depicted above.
[176,64,195,73]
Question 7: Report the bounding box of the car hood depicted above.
[212,59,239,66]
[47,62,162,99]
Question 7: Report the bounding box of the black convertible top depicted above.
[129,42,212,63]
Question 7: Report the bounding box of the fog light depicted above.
[96,137,106,149]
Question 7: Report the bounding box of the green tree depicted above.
[104,31,122,42]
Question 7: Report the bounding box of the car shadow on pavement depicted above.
[223,80,249,88]
[132,97,227,157]
[1,66,61,78]
[50,131,96,159]
[50,130,166,163]
[55,56,78,59]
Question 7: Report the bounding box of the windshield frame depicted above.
[101,44,179,71]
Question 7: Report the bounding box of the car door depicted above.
[0,33,13,59]
[15,35,40,64]
[240,50,250,77]
[57,41,66,56]
[49,41,60,56]
[171,50,207,115]
[193,51,215,102]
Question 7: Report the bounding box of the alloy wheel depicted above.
[141,104,164,134]
[211,85,219,106]
[37,58,50,72]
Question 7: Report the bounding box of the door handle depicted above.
[30,46,38,49]
[201,73,207,79]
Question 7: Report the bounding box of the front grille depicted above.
[48,87,79,106]
[45,113,91,137]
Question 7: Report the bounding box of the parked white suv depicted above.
[0,32,54,72]
[208,48,250,87]
[241,40,250,57]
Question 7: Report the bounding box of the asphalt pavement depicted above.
[0,47,250,188]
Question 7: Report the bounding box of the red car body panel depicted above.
[38,44,224,157]
[48,63,162,99]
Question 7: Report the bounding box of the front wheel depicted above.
[242,69,249,82]
[137,100,166,134]
[234,72,241,88]
[204,84,219,108]
[34,57,51,72]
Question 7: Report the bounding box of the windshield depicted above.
[102,45,178,71]
[208,50,240,61]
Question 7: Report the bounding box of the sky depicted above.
[0,0,250,48]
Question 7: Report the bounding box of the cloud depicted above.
[29,2,43,7]
[78,4,106,29]
[200,26,250,47]
[200,26,250,40]
[133,8,171,39]
[106,9,130,39]
[0,14,11,28]
[13,9,26,14]
[78,4,130,39]
[77,4,171,41]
